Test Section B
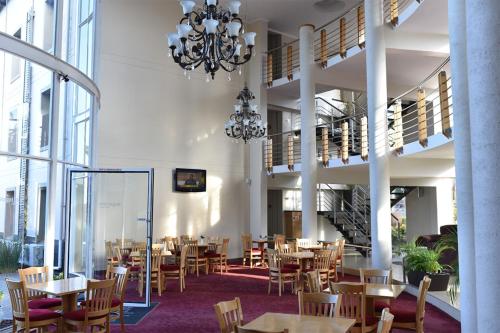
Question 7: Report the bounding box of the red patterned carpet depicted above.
[111,264,461,333]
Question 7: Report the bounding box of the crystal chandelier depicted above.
[225,87,266,143]
[166,0,256,81]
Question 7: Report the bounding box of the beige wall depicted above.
[95,0,250,258]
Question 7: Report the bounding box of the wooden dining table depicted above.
[241,312,356,333]
[27,276,88,313]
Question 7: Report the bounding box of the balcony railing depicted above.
[263,0,419,86]
[264,57,454,172]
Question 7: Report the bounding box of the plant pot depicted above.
[407,270,450,291]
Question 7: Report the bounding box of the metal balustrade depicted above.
[263,57,454,172]
[263,0,420,86]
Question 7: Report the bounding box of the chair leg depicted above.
[268,278,271,295]
[278,278,282,297]
[120,304,125,333]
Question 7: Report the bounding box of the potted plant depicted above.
[401,241,450,291]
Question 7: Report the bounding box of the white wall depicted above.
[406,187,438,242]
[95,0,249,258]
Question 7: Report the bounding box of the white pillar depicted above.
[448,1,477,330]
[248,20,268,239]
[365,0,391,269]
[299,24,317,241]
[466,1,500,331]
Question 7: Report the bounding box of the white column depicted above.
[248,20,268,239]
[466,1,500,331]
[299,24,317,241]
[449,1,477,329]
[365,0,391,269]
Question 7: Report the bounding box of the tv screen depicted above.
[174,168,206,192]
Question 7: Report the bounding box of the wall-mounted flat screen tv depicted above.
[174,168,206,192]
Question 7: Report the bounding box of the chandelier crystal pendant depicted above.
[225,86,266,143]
[167,0,256,80]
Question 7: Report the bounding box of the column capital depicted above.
[299,24,315,29]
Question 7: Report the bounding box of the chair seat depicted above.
[160,264,180,271]
[128,265,141,272]
[390,306,416,323]
[63,309,107,321]
[283,263,300,270]
[280,267,298,274]
[15,309,60,322]
[374,300,390,312]
[302,268,315,273]
[28,297,62,309]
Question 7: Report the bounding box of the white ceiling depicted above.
[242,0,360,37]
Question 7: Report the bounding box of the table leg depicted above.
[365,297,375,317]
[62,293,78,313]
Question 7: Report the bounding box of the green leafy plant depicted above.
[0,240,22,273]
[436,229,459,304]
[401,241,443,274]
[53,272,64,280]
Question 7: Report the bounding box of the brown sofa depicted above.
[416,224,457,268]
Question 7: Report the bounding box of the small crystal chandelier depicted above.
[166,0,256,80]
[225,86,266,143]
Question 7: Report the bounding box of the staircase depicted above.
[318,184,415,253]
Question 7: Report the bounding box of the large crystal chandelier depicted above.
[166,0,256,81]
[225,86,266,143]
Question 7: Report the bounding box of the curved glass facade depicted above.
[0,0,97,270]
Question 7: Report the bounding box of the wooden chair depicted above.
[235,327,288,333]
[180,234,192,244]
[391,276,431,333]
[131,241,147,252]
[18,266,62,310]
[105,241,119,267]
[63,279,115,333]
[359,269,393,313]
[336,239,346,276]
[138,249,162,297]
[161,244,188,292]
[267,249,298,296]
[186,239,209,277]
[298,291,341,317]
[305,270,322,293]
[242,234,261,268]
[305,250,333,290]
[7,279,62,333]
[106,266,129,333]
[327,247,340,282]
[296,238,311,249]
[377,308,394,333]
[329,282,378,333]
[209,238,230,274]
[280,244,300,271]
[273,234,286,250]
[214,297,243,333]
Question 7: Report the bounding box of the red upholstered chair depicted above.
[6,279,62,333]
[329,282,378,333]
[18,266,62,311]
[390,276,431,333]
[63,279,116,332]
[208,238,230,274]
[303,250,334,291]
[242,234,262,268]
[280,244,301,271]
[106,266,130,332]
[161,244,188,292]
[267,249,298,296]
[186,240,209,277]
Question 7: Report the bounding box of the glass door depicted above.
[66,168,154,306]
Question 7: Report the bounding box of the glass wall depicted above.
[0,0,97,272]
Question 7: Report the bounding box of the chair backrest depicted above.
[288,240,298,252]
[214,297,243,333]
[221,238,230,255]
[305,270,322,293]
[6,279,30,322]
[18,266,50,299]
[132,241,146,252]
[84,279,116,321]
[299,291,341,317]
[278,243,293,254]
[152,243,163,250]
[180,234,192,244]
[416,276,432,325]
[241,234,252,251]
[329,282,366,327]
[296,238,311,248]
[235,326,288,333]
[267,248,280,271]
[336,239,345,258]
[274,234,285,250]
[179,245,188,270]
[106,266,129,301]
[185,240,199,258]
[377,308,394,333]
[139,248,162,270]
[112,245,122,261]
[359,269,392,284]
[313,250,333,271]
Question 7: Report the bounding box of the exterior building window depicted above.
[37,186,47,242]
[8,109,18,153]
[10,29,22,81]
[41,89,51,149]
[3,190,16,239]
[43,0,55,51]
